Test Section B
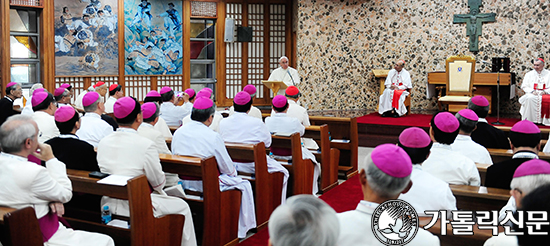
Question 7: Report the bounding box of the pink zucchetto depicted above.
[433,112,460,133]
[470,95,489,107]
[193,97,213,110]
[196,89,212,99]
[513,159,550,178]
[33,88,45,96]
[6,82,17,88]
[54,87,66,97]
[54,106,77,123]
[32,92,49,107]
[60,83,71,89]
[399,127,431,148]
[203,88,213,94]
[234,91,251,105]
[243,85,257,97]
[457,109,479,122]
[82,91,100,107]
[511,120,540,134]
[114,97,137,119]
[141,102,157,119]
[370,144,412,178]
[146,90,161,98]
[184,88,195,98]
[272,95,288,108]
[160,86,172,94]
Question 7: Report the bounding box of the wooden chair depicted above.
[0,206,42,246]
[304,125,340,192]
[64,170,184,246]
[225,142,284,229]
[270,133,315,195]
[438,55,476,112]
[449,184,510,211]
[159,154,241,246]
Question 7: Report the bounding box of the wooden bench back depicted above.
[270,133,314,195]
[450,184,511,211]
[225,142,284,229]
[304,124,339,192]
[0,206,42,246]
[159,154,241,246]
[488,148,550,163]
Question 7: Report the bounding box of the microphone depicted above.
[287,70,296,86]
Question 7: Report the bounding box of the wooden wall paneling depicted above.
[241,0,249,105]
[151,76,158,92]
[183,0,191,92]
[260,1,269,105]
[118,0,125,86]
[247,3,265,104]
[223,2,243,106]
[285,2,292,68]
[216,0,229,106]
[1,0,10,95]
[41,0,55,92]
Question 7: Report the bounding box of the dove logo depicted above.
[371,199,419,245]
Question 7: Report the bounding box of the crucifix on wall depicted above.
[453,0,496,52]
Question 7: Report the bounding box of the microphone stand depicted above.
[492,69,504,125]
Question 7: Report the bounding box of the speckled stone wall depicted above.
[296,0,550,115]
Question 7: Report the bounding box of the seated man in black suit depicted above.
[468,95,510,149]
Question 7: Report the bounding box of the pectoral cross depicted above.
[453,0,496,52]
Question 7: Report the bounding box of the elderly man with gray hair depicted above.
[337,144,440,246]
[75,91,113,148]
[0,115,115,245]
[268,56,301,95]
[268,195,339,246]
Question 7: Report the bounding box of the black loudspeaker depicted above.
[492,57,510,72]
[237,26,253,42]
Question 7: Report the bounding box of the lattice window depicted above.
[124,76,151,102]
[55,77,84,104]
[248,4,264,99]
[91,76,118,101]
[158,75,183,93]
[191,1,217,17]
[225,3,243,99]
[269,4,286,98]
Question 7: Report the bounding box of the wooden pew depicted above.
[309,116,359,179]
[487,148,550,163]
[159,154,241,246]
[0,206,42,246]
[225,142,284,229]
[64,170,184,246]
[304,125,340,192]
[476,163,491,186]
[166,137,172,151]
[169,126,179,134]
[450,184,510,212]
[270,133,315,195]
[419,217,503,246]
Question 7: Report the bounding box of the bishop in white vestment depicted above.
[268,56,301,95]
[451,109,493,164]
[138,103,171,155]
[519,58,550,125]
[75,92,114,148]
[31,92,60,143]
[378,60,412,116]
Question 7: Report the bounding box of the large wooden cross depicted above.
[453,0,496,52]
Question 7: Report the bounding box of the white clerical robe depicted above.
[378,68,412,116]
[265,113,321,194]
[228,105,262,120]
[138,122,171,154]
[76,112,114,148]
[270,99,318,150]
[0,153,114,246]
[218,112,289,204]
[155,116,173,138]
[422,143,481,186]
[160,102,190,126]
[519,69,550,124]
[97,128,197,246]
[21,95,34,115]
[172,121,256,238]
[32,111,60,143]
[337,201,440,246]
[484,233,519,246]
[268,67,301,95]
[182,111,223,132]
[451,134,493,164]
[398,165,457,216]
[103,96,117,114]
[74,91,87,111]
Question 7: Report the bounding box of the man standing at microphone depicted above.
[268,56,301,95]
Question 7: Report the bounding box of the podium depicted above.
[262,81,288,95]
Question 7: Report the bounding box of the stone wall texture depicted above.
[296,0,550,115]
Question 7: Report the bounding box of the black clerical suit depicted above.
[45,134,99,171]
[484,151,537,189]
[471,121,510,149]
[0,97,17,126]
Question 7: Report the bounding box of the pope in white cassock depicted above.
[97,97,197,246]
[172,97,257,238]
[378,59,412,117]
[519,58,550,125]
[268,56,301,95]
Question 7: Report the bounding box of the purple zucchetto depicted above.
[60,83,71,89]
[370,144,412,178]
[243,85,257,97]
[54,87,66,97]
[141,102,157,119]
[457,109,479,122]
[114,97,137,119]
[513,159,550,178]
[399,127,431,148]
[470,95,489,107]
[433,112,460,133]
[6,82,17,88]
[160,86,172,94]
[193,97,213,110]
[511,120,540,134]
[196,89,212,99]
[33,88,45,96]
[32,92,49,107]
[272,95,288,108]
[202,88,213,94]
[184,88,195,98]
[82,91,100,107]
[146,90,161,98]
[234,91,251,105]
[54,106,77,123]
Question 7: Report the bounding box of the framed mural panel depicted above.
[54,0,119,76]
[124,0,183,75]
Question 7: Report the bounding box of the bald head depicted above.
[0,115,38,154]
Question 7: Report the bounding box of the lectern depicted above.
[262,81,288,95]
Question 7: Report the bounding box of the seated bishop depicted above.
[219,91,289,204]
[519,58,550,125]
[228,84,263,119]
[172,97,257,238]
[378,59,412,117]
[75,91,114,148]
[138,102,171,154]
[144,90,173,138]
[31,92,60,143]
